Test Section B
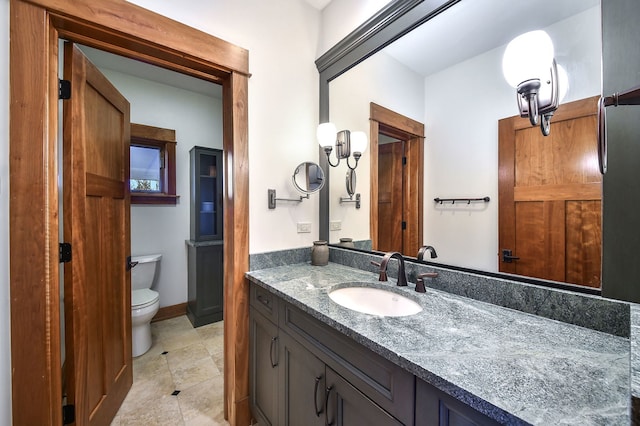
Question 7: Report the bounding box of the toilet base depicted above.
[132,322,153,357]
[131,299,159,357]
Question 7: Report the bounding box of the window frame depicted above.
[130,123,179,205]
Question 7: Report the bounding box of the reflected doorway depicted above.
[370,103,424,257]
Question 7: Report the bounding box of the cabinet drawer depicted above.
[250,283,279,324]
[280,302,414,426]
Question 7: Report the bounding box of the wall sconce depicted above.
[317,122,368,170]
[502,30,566,136]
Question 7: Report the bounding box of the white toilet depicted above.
[131,253,162,357]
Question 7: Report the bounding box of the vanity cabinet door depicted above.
[415,379,500,426]
[249,308,279,426]
[325,367,404,426]
[279,331,325,426]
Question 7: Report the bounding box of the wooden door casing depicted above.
[498,96,601,287]
[370,103,424,257]
[63,43,132,425]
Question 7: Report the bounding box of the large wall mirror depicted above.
[318,0,603,293]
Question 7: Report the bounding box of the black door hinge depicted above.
[62,404,75,425]
[401,221,407,230]
[402,156,407,165]
[59,79,71,100]
[59,242,72,263]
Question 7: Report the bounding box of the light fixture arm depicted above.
[517,79,542,126]
[323,146,341,167]
[346,152,361,171]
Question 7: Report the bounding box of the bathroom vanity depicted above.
[246,259,630,425]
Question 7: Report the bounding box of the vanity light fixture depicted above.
[502,30,565,136]
[317,122,368,170]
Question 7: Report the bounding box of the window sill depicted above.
[132,193,180,205]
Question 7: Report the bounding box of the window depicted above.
[130,123,178,204]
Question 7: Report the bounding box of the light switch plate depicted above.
[297,222,312,233]
[330,220,341,231]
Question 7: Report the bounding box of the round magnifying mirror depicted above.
[292,162,325,194]
[345,169,356,197]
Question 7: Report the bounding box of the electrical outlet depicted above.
[297,222,312,233]
[330,220,342,231]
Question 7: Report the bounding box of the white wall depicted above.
[329,52,425,243]
[0,0,10,422]
[126,0,323,254]
[99,68,222,308]
[423,7,601,271]
[319,0,393,54]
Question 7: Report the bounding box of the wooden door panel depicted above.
[514,202,545,278]
[64,42,131,426]
[499,96,601,287]
[566,200,602,287]
[378,142,404,252]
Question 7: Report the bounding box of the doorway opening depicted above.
[9,1,250,424]
[369,103,425,257]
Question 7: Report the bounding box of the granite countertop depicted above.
[246,262,630,425]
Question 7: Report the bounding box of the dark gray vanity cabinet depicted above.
[249,282,509,426]
[186,146,224,328]
[249,308,279,425]
[325,367,404,426]
[249,283,414,426]
[278,331,325,426]
[415,378,501,426]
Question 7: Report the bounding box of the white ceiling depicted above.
[78,45,223,99]
[383,0,599,77]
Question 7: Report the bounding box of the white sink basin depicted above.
[328,285,422,317]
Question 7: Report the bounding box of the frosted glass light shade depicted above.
[350,131,368,154]
[502,30,555,88]
[317,122,337,148]
[557,64,569,102]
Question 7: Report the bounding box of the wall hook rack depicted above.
[339,193,361,209]
[268,189,309,209]
[434,196,490,205]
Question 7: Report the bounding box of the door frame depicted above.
[9,0,250,424]
[369,103,424,254]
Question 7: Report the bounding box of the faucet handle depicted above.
[370,261,387,281]
[415,272,438,293]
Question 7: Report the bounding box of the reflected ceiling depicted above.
[384,0,599,77]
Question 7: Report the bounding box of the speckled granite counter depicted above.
[246,262,630,425]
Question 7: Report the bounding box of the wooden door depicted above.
[377,141,404,252]
[498,96,601,287]
[63,43,132,425]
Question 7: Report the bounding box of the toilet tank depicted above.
[131,254,162,290]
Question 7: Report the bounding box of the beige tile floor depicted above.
[111,316,229,426]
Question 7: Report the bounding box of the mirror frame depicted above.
[315,0,600,296]
[292,161,326,194]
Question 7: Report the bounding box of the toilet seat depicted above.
[132,288,159,310]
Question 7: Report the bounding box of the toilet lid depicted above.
[132,289,159,309]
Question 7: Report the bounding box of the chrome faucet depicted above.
[371,252,408,286]
[417,245,438,261]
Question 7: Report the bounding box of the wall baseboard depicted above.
[152,302,187,322]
